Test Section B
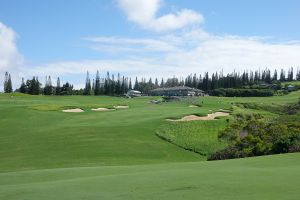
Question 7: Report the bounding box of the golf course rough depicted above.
[0,153,299,200]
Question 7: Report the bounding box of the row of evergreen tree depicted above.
[3,67,300,95]
[185,68,298,91]
[18,76,74,95]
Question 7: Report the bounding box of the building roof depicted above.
[127,90,141,94]
[150,86,203,92]
[287,85,295,88]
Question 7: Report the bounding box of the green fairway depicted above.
[0,95,206,172]
[1,91,298,172]
[0,153,299,200]
[1,91,300,199]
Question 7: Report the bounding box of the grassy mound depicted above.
[156,120,228,156]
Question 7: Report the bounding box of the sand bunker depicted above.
[62,108,84,113]
[219,109,231,113]
[167,112,229,122]
[91,108,116,111]
[114,105,129,109]
[189,105,199,108]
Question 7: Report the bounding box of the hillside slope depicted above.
[0,153,299,200]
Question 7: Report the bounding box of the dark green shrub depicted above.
[211,88,274,97]
[209,106,300,161]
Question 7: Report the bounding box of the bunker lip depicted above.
[114,105,129,109]
[62,108,84,113]
[167,111,230,122]
[91,108,116,111]
[189,105,199,108]
[219,109,231,113]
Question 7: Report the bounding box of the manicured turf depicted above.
[0,92,300,172]
[0,153,299,200]
[156,119,228,156]
[0,95,205,172]
[0,91,300,199]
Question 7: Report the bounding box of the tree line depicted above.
[2,67,300,95]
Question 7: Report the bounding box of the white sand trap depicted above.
[91,108,116,111]
[189,105,199,108]
[114,105,129,109]
[167,112,229,122]
[219,109,231,113]
[62,108,84,113]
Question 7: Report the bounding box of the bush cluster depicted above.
[208,103,300,160]
[210,88,274,97]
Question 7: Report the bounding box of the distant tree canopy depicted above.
[26,77,41,95]
[3,67,300,96]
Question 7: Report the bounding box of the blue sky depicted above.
[1,0,300,89]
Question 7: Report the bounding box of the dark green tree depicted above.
[27,76,40,95]
[273,69,278,81]
[115,73,121,95]
[19,78,27,93]
[280,69,285,82]
[134,77,139,91]
[296,69,300,81]
[287,67,293,81]
[56,77,61,95]
[4,72,12,93]
[154,78,159,88]
[94,70,101,95]
[83,71,91,95]
[60,82,73,95]
[43,76,53,95]
[128,78,132,90]
[6,74,13,93]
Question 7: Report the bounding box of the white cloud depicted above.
[30,32,300,89]
[0,22,24,91]
[149,9,204,32]
[163,35,300,74]
[117,0,203,32]
[117,0,160,24]
[0,22,23,71]
[10,31,299,90]
[78,31,300,84]
[84,36,177,53]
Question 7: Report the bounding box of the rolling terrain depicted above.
[0,91,300,199]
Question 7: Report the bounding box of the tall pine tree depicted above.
[44,76,53,95]
[280,69,285,82]
[56,77,61,95]
[83,71,91,95]
[19,78,27,93]
[6,73,13,93]
[4,72,12,93]
[128,78,132,90]
[134,77,139,91]
[94,70,101,95]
